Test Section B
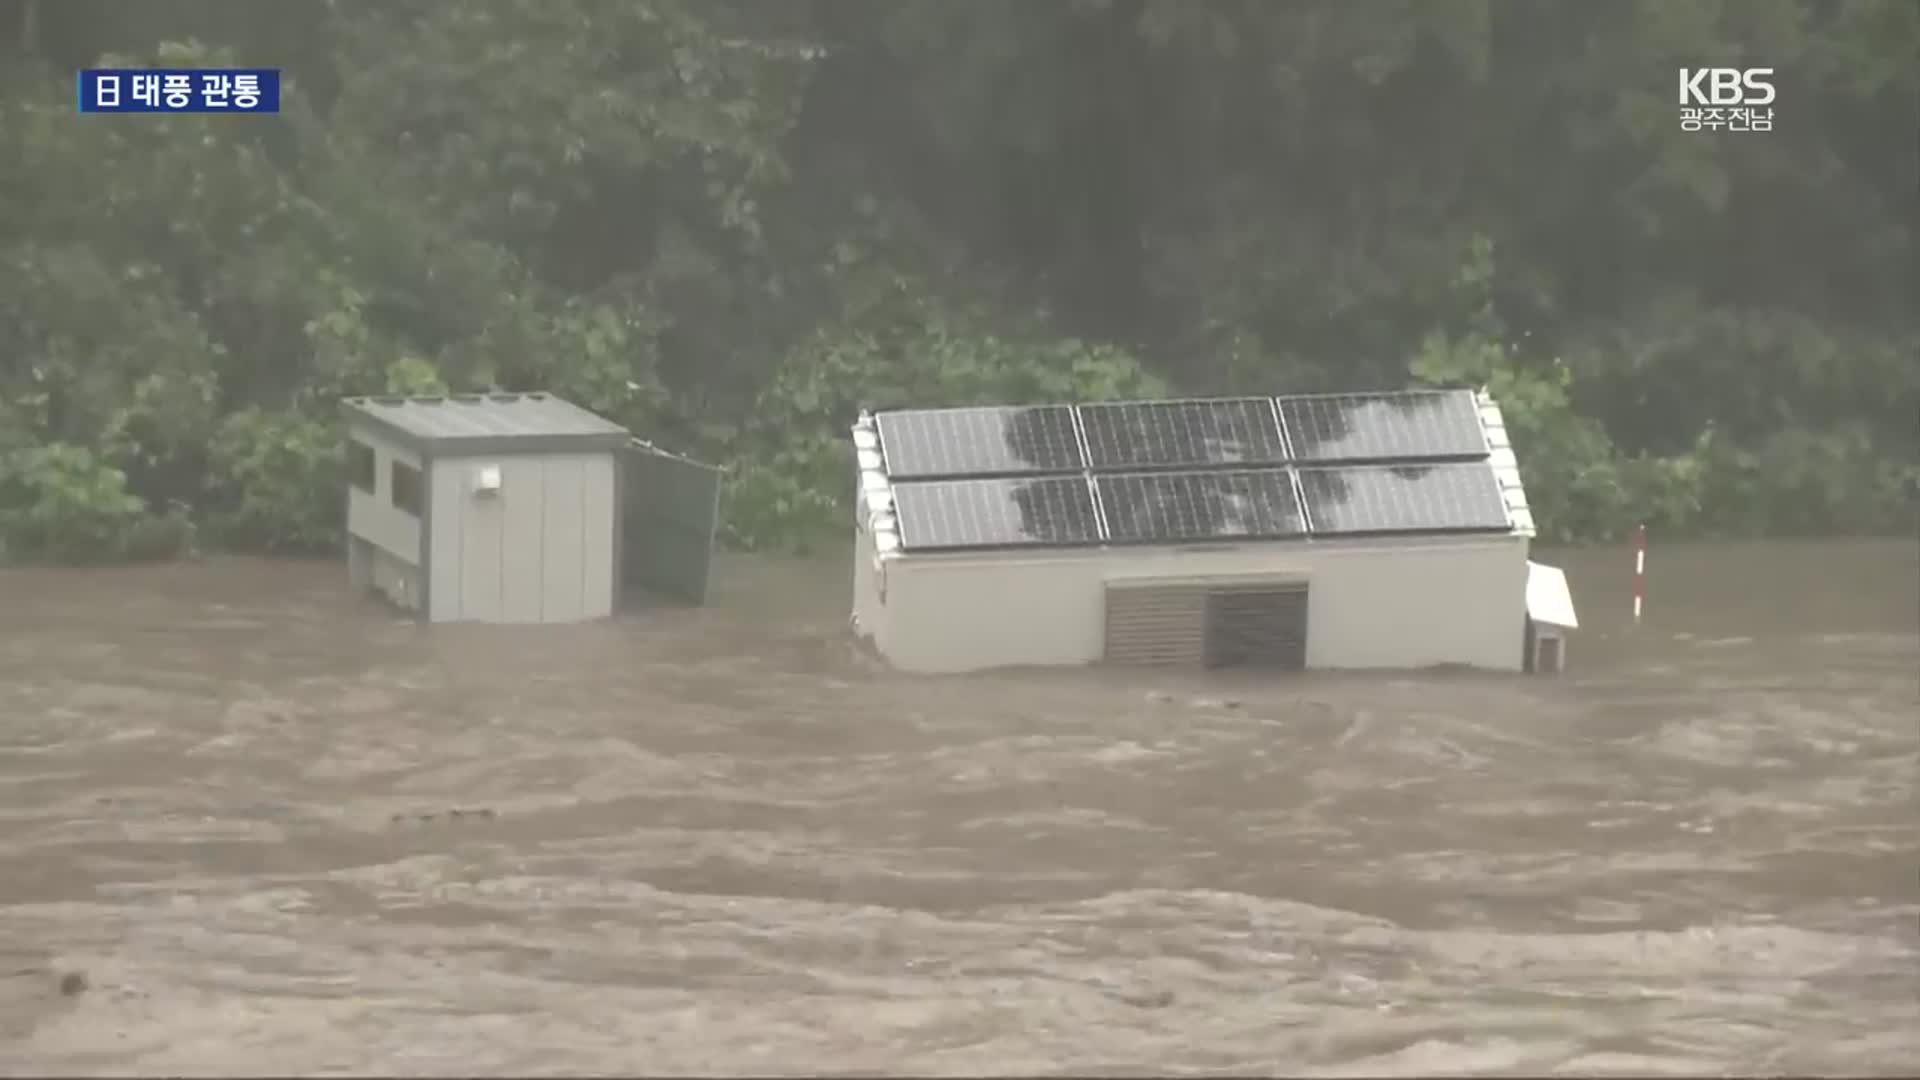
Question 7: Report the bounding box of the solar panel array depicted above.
[874,389,1511,551]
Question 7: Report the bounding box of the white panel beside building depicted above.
[848,390,1576,675]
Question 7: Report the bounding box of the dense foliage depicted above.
[2,0,1914,562]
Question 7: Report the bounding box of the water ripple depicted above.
[1,553,1916,1075]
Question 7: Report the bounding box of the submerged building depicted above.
[848,389,1578,674]
[342,392,724,623]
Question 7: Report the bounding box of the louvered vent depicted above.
[1103,584,1208,666]
[1203,586,1309,671]
[1105,582,1311,670]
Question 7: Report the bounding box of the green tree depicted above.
[1,0,1913,562]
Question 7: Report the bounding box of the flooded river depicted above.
[2,538,1916,1076]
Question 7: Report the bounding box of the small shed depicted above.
[848,388,1579,675]
[342,392,630,624]
[1523,560,1578,674]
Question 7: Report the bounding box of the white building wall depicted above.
[851,524,889,643]
[426,451,616,624]
[867,533,1530,674]
[1298,538,1528,670]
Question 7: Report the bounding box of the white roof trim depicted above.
[851,416,902,561]
[1527,561,1579,629]
[1475,390,1534,537]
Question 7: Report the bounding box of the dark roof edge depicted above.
[865,387,1474,418]
[343,412,630,459]
[893,525,1519,557]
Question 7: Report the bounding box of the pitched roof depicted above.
[341,392,630,456]
[850,389,1538,554]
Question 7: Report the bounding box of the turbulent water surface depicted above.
[2,539,1916,1076]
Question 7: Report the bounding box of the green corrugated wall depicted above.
[621,441,723,606]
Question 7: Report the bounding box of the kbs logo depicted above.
[1679,68,1775,105]
[1678,68,1775,133]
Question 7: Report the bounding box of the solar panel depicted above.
[891,476,1101,550]
[1278,390,1488,463]
[877,406,1084,479]
[1079,398,1287,471]
[1097,469,1306,544]
[1297,462,1511,536]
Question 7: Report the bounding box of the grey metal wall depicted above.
[344,425,424,610]
[345,427,423,565]
[426,452,617,624]
[863,534,1530,674]
[360,541,423,613]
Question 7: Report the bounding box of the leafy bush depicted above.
[1693,422,1920,538]
[122,502,200,562]
[1412,328,1916,543]
[201,408,346,554]
[722,274,1166,549]
[0,444,173,563]
[1,6,1913,564]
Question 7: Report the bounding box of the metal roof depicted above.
[341,393,630,457]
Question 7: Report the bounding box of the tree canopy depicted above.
[1,0,1914,561]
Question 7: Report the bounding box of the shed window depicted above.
[391,461,423,517]
[347,440,376,495]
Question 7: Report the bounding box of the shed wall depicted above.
[869,535,1529,674]
[364,544,423,613]
[345,426,425,612]
[345,428,423,566]
[426,451,616,624]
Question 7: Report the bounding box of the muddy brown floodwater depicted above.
[1,539,1916,1076]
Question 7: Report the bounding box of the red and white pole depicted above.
[1632,523,1647,623]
